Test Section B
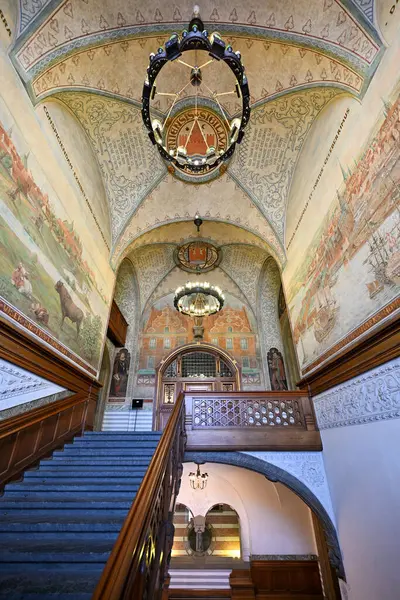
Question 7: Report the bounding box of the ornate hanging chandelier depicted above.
[189,463,209,490]
[141,5,251,176]
[174,280,224,339]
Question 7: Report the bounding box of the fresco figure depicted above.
[110,348,130,398]
[11,262,33,299]
[267,348,288,391]
[54,280,84,337]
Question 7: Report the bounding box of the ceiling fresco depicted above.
[111,174,286,269]
[116,236,270,321]
[13,0,382,80]
[228,86,344,242]
[30,37,364,108]
[144,265,250,316]
[127,243,176,311]
[125,221,274,255]
[4,0,387,271]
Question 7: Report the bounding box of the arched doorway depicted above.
[155,343,240,429]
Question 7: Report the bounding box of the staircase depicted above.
[0,431,162,600]
[168,569,232,598]
[102,409,153,432]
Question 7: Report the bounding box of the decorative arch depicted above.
[155,343,241,429]
[184,451,345,580]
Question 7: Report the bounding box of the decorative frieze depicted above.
[0,358,65,417]
[313,357,400,429]
[243,450,335,524]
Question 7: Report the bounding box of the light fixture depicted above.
[189,463,208,490]
[174,280,224,339]
[141,6,251,175]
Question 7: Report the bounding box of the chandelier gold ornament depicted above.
[189,463,209,490]
[174,280,224,340]
[141,5,251,175]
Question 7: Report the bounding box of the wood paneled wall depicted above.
[107,300,128,347]
[0,317,101,489]
[230,560,323,599]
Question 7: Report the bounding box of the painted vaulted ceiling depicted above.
[2,0,389,269]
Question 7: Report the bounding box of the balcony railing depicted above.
[184,391,321,451]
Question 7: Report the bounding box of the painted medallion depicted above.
[175,241,221,273]
[165,107,229,180]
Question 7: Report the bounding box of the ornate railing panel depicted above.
[184,391,322,451]
[92,392,186,600]
[192,396,304,428]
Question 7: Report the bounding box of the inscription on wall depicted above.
[246,126,290,175]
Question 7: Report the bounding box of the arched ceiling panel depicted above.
[111,173,286,269]
[127,243,176,311]
[144,265,249,315]
[13,0,382,82]
[219,245,269,313]
[124,221,274,254]
[30,36,364,107]
[37,98,112,245]
[52,90,167,243]
[375,0,400,44]
[227,86,346,242]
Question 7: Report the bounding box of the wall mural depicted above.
[0,99,110,375]
[136,292,262,391]
[286,85,400,373]
[109,348,131,401]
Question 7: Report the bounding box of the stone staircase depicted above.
[0,431,162,599]
[102,409,153,432]
[169,568,232,593]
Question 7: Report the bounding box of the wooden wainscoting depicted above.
[0,317,101,489]
[0,391,97,489]
[230,560,323,599]
[107,300,128,347]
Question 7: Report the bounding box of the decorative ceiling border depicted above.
[12,16,383,82]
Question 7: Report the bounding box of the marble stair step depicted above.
[74,433,160,441]
[45,457,152,466]
[53,448,156,456]
[0,563,103,597]
[0,520,126,532]
[71,440,160,448]
[2,490,138,501]
[0,508,128,523]
[26,467,148,477]
[15,475,145,484]
[0,500,133,509]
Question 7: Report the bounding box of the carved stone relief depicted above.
[313,357,400,430]
[0,358,65,417]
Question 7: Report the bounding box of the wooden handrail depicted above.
[93,392,186,600]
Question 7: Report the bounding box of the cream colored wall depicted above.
[37,99,111,245]
[178,463,317,560]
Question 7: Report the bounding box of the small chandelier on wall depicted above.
[189,463,209,490]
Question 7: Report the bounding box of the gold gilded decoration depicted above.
[165,108,228,176]
[175,241,221,273]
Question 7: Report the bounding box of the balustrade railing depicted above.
[92,392,186,600]
[184,391,321,451]
[192,395,304,428]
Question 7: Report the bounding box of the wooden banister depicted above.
[93,392,186,600]
[0,389,97,489]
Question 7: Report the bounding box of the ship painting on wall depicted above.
[0,101,110,375]
[287,86,400,373]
